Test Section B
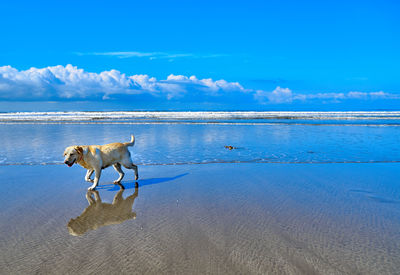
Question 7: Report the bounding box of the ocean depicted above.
[1,111,400,166]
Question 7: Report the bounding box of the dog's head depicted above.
[63,146,83,167]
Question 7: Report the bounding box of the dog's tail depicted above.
[125,134,135,147]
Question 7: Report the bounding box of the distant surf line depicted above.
[2,111,400,122]
[1,121,400,126]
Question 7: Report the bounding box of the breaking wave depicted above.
[2,111,400,123]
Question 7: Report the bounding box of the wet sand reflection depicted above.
[67,183,138,236]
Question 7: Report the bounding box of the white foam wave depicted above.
[1,111,400,122]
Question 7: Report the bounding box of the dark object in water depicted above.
[224,145,237,150]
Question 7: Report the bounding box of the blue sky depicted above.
[0,0,399,111]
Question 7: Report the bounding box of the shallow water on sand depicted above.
[1,122,400,166]
[1,163,400,274]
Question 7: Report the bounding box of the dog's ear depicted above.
[75,146,83,155]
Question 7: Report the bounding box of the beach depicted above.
[1,113,400,274]
[1,163,400,274]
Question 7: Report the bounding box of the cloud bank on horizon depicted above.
[0,64,396,105]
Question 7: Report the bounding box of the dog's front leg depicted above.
[86,191,96,205]
[88,168,101,191]
[92,190,101,202]
[85,170,94,183]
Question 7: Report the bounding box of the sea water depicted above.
[1,111,400,166]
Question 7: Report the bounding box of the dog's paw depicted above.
[113,180,121,184]
[86,179,94,183]
[88,186,96,191]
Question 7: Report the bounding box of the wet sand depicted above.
[1,163,400,274]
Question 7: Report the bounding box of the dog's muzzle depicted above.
[64,159,75,167]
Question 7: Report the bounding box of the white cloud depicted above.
[254,87,293,103]
[0,64,245,100]
[165,74,246,95]
[369,91,398,99]
[77,51,226,60]
[293,91,400,101]
[0,64,398,104]
[347,91,368,99]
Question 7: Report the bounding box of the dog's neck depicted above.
[77,148,91,169]
[78,154,83,162]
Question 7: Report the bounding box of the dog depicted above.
[63,135,138,190]
[67,185,138,236]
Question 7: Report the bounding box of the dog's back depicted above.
[91,135,135,162]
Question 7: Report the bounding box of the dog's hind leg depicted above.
[122,160,139,181]
[113,163,125,184]
[112,189,124,204]
[88,168,101,191]
[85,170,94,183]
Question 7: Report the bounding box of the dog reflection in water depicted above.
[67,183,138,236]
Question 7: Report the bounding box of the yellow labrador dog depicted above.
[63,135,138,190]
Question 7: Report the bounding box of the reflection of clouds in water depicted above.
[203,126,228,143]
[164,125,185,149]
[2,123,400,165]
[267,125,292,143]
